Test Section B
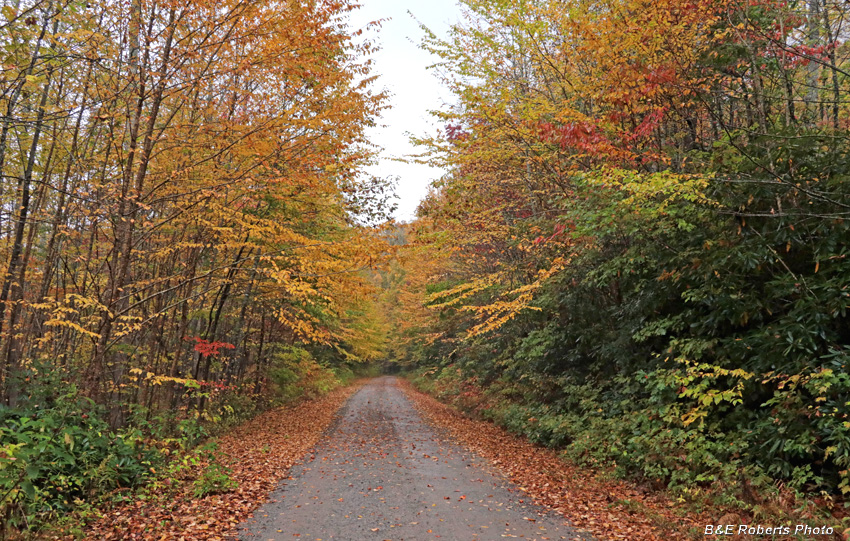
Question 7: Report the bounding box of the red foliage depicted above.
[631,107,668,140]
[197,380,237,392]
[445,123,469,142]
[538,121,609,152]
[188,336,236,357]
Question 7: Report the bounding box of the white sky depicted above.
[348,0,462,222]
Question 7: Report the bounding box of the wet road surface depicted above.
[238,377,590,540]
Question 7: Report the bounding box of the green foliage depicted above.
[0,386,161,534]
[192,445,237,498]
[268,345,345,403]
[193,462,236,498]
[407,132,850,512]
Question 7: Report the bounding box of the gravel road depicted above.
[238,377,589,540]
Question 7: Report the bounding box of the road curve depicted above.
[238,377,590,540]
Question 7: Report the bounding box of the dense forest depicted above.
[3,0,850,536]
[0,0,394,533]
[389,0,850,521]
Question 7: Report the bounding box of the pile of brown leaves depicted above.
[401,380,717,541]
[82,384,361,540]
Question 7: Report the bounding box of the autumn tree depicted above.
[399,0,850,507]
[0,0,394,531]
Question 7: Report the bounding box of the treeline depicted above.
[394,0,850,516]
[0,0,391,533]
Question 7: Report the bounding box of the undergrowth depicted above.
[408,366,848,535]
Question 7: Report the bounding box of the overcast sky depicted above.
[347,0,462,222]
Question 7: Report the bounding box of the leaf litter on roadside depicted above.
[81,384,362,540]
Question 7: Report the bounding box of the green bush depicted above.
[0,387,161,534]
[191,444,237,498]
[268,345,344,403]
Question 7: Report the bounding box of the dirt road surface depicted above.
[238,377,590,541]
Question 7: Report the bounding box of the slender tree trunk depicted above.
[804,0,822,123]
[820,2,840,129]
[198,242,250,412]
[91,7,179,399]
[0,2,53,206]
[0,46,55,403]
[38,61,95,303]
